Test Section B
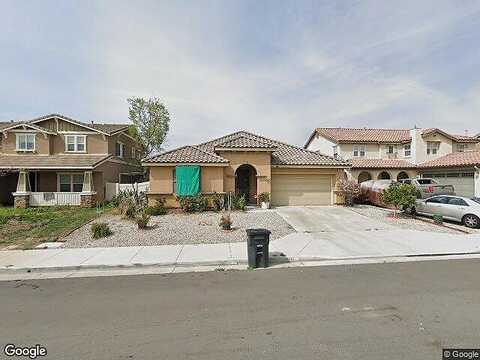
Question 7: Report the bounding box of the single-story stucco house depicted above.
[142,131,350,207]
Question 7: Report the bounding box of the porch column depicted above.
[13,169,31,208]
[80,170,97,208]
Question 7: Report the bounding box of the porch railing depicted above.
[29,192,82,206]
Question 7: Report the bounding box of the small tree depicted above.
[381,183,417,217]
[338,179,361,206]
[127,97,171,156]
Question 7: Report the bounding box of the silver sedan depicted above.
[412,195,480,228]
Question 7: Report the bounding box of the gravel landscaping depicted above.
[63,210,295,248]
[347,204,465,234]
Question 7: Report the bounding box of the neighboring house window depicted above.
[65,135,86,152]
[116,142,124,157]
[456,143,466,152]
[353,145,366,157]
[332,145,338,158]
[59,174,84,192]
[387,145,395,154]
[16,134,35,151]
[404,144,411,157]
[427,142,439,155]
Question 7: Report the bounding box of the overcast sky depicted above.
[1,0,480,149]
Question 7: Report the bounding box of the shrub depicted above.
[211,193,225,212]
[337,179,361,207]
[145,199,167,216]
[136,212,151,229]
[219,213,232,230]
[0,215,9,225]
[114,188,147,219]
[91,222,113,239]
[178,194,209,213]
[258,192,270,203]
[232,194,247,211]
[433,214,443,225]
[381,183,418,217]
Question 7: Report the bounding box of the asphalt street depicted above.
[1,259,480,360]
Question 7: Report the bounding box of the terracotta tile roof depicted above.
[215,135,277,149]
[421,128,479,143]
[315,127,412,144]
[144,131,349,167]
[143,146,229,164]
[351,159,416,169]
[0,154,112,169]
[418,151,480,168]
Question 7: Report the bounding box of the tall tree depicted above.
[127,97,171,156]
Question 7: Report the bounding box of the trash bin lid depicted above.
[246,228,271,236]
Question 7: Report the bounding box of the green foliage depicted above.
[127,125,146,157]
[91,222,113,239]
[232,194,247,211]
[178,195,209,213]
[381,183,418,216]
[258,192,270,203]
[127,97,171,155]
[136,211,151,229]
[114,188,147,219]
[145,199,167,216]
[211,193,225,212]
[338,179,361,207]
[219,212,232,230]
[433,214,444,225]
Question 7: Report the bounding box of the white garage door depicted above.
[271,174,333,206]
[423,172,475,197]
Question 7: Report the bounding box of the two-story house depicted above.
[0,114,144,208]
[305,127,480,197]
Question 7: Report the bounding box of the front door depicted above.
[236,167,250,200]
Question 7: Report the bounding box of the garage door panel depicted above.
[424,173,474,198]
[271,174,332,206]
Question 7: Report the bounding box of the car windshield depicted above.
[471,197,480,204]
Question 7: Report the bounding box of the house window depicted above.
[65,135,86,152]
[387,145,395,154]
[116,142,124,157]
[332,145,338,157]
[59,174,84,192]
[16,134,35,151]
[404,144,411,157]
[353,145,366,157]
[427,142,439,155]
[456,143,466,152]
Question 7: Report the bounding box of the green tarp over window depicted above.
[175,166,200,196]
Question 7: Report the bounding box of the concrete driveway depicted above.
[274,206,480,260]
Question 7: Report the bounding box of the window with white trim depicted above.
[427,141,439,155]
[353,145,366,157]
[404,144,411,157]
[116,142,124,157]
[16,134,35,151]
[59,174,84,192]
[387,145,395,154]
[456,143,466,152]
[65,135,86,152]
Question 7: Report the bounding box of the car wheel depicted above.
[462,214,480,229]
[405,206,416,216]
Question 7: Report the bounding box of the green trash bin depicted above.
[246,228,271,268]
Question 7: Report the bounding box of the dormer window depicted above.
[427,141,439,155]
[65,135,86,152]
[116,142,125,158]
[16,134,35,152]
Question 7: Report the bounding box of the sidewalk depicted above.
[1,229,480,275]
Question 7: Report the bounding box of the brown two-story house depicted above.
[0,114,143,208]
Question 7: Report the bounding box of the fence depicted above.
[30,192,82,206]
[105,182,150,201]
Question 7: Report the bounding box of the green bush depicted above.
[136,212,151,229]
[258,192,270,203]
[381,183,418,216]
[91,222,113,239]
[232,194,247,211]
[178,194,209,213]
[145,199,167,216]
[211,193,225,212]
[433,214,443,225]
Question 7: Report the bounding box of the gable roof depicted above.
[0,122,57,135]
[418,151,480,169]
[313,128,412,144]
[27,114,129,136]
[421,128,479,143]
[144,131,349,167]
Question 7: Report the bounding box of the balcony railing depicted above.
[29,192,82,206]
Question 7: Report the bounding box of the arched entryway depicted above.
[358,171,372,183]
[378,171,391,180]
[235,164,257,204]
[397,171,409,181]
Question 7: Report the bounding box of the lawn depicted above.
[0,206,110,249]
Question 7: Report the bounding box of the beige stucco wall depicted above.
[50,133,108,154]
[0,132,52,155]
[218,151,272,196]
[351,168,418,182]
[338,143,379,160]
[108,133,141,160]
